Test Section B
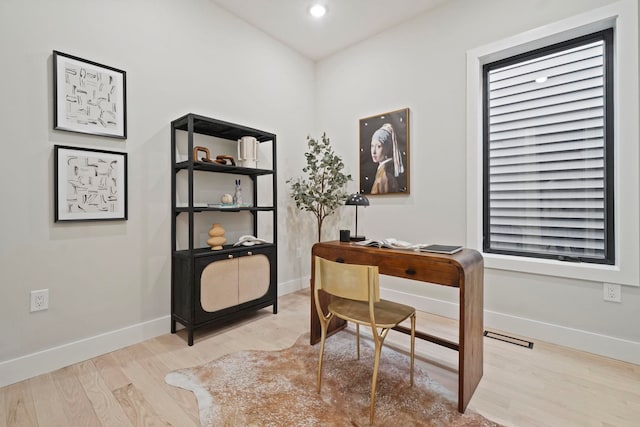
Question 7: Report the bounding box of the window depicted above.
[483,29,614,265]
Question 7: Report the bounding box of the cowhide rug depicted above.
[165,332,500,426]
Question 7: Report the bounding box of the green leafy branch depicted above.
[287,133,352,241]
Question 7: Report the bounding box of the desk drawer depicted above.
[382,262,459,286]
[315,247,461,287]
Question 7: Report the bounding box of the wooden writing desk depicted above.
[310,241,484,413]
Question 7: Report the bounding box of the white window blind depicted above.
[485,31,613,263]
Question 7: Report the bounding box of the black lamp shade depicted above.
[345,193,370,206]
[345,193,369,241]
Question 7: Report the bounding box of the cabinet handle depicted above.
[336,258,344,263]
[247,251,253,256]
[228,254,234,259]
[405,268,416,275]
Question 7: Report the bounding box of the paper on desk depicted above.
[352,238,427,250]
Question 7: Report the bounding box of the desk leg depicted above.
[458,261,484,412]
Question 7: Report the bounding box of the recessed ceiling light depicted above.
[309,4,327,18]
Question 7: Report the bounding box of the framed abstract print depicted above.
[54,145,128,222]
[53,50,127,139]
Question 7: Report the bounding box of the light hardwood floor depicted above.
[2,290,639,426]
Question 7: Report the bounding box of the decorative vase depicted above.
[207,223,227,250]
[237,136,258,168]
[233,179,243,205]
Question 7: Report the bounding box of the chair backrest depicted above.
[314,256,380,302]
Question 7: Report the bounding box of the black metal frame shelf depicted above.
[173,243,277,258]
[170,113,278,346]
[174,161,274,176]
[172,113,275,142]
[174,206,275,213]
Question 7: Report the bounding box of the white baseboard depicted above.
[278,276,308,296]
[0,316,169,388]
[4,282,635,389]
[483,310,640,365]
[0,279,309,388]
[382,287,640,365]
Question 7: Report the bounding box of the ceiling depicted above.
[210,0,448,61]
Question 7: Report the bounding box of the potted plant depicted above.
[287,133,352,241]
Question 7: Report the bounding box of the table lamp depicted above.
[345,193,369,241]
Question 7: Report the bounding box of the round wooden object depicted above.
[207,223,227,250]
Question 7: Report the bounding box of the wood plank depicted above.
[143,333,208,370]
[50,365,102,426]
[0,386,6,427]
[111,346,199,427]
[28,373,70,427]
[112,383,168,427]
[73,360,133,427]
[3,381,38,427]
[92,352,132,392]
[129,343,200,426]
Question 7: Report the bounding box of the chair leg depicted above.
[356,323,360,360]
[317,329,326,392]
[317,313,332,393]
[369,330,386,425]
[410,313,415,386]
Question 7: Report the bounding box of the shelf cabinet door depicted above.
[238,254,270,303]
[200,258,239,312]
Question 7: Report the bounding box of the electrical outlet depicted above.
[603,283,621,303]
[30,289,49,312]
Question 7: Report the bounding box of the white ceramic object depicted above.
[237,136,258,168]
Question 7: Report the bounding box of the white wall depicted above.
[1,0,638,387]
[315,0,640,363]
[0,0,314,385]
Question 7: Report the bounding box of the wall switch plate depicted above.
[603,283,621,303]
[30,289,49,312]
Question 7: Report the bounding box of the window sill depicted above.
[481,251,638,287]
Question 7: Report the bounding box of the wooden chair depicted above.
[313,256,416,425]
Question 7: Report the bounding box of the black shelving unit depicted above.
[170,113,277,345]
